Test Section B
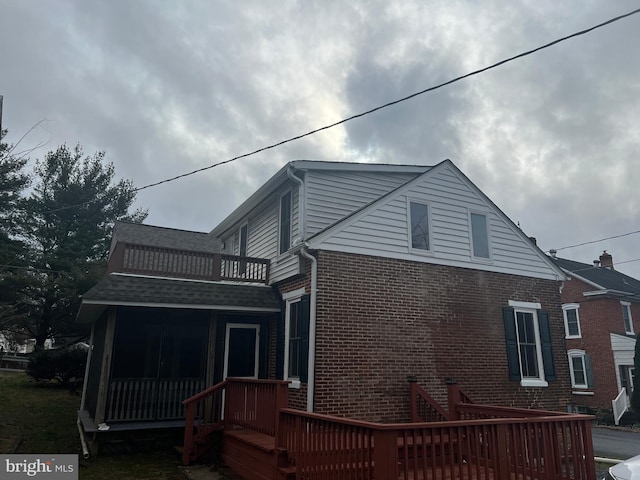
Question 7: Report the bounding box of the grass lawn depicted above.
[0,371,184,479]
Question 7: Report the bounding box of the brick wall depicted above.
[311,250,571,422]
[561,275,639,411]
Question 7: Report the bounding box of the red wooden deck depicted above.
[182,379,596,480]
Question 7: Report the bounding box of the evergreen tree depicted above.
[14,144,147,347]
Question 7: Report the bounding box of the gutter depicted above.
[287,166,316,412]
[299,246,317,413]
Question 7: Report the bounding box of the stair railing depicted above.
[409,380,450,422]
[612,387,629,426]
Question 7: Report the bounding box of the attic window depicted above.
[470,212,490,259]
[409,201,430,251]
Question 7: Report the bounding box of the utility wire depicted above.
[37,6,640,214]
[134,7,640,192]
[548,230,640,252]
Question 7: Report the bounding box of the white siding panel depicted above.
[314,165,560,280]
[306,171,418,236]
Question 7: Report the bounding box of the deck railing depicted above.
[182,378,289,465]
[278,409,596,480]
[410,381,450,422]
[108,242,270,284]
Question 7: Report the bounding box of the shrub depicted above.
[27,347,87,388]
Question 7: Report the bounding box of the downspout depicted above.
[299,246,317,413]
[287,166,317,412]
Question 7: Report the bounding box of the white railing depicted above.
[612,387,629,425]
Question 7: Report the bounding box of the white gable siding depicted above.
[305,170,418,236]
[313,165,559,280]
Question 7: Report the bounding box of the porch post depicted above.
[95,308,116,425]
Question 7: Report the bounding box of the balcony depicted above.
[107,242,270,284]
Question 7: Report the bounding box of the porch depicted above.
[182,379,596,480]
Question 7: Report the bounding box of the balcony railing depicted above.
[107,242,270,284]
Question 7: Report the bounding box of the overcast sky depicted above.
[1,1,639,278]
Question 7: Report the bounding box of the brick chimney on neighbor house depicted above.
[599,250,614,270]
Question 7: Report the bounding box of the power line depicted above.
[37,6,640,213]
[134,7,640,192]
[549,230,640,252]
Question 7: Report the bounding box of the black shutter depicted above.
[275,301,285,380]
[585,354,594,388]
[537,310,556,382]
[503,307,521,381]
[299,294,311,383]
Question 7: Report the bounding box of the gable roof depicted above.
[552,256,640,298]
[209,160,431,238]
[76,273,280,323]
[305,159,565,280]
[111,221,220,254]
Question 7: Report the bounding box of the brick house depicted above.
[77,159,572,436]
[550,251,640,421]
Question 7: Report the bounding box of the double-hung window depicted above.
[562,304,581,338]
[280,290,310,387]
[409,201,430,251]
[622,302,634,335]
[503,301,555,387]
[470,212,490,259]
[568,350,593,389]
[279,191,292,255]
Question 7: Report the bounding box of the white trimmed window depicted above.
[470,212,490,259]
[279,191,292,255]
[622,302,634,335]
[282,288,309,387]
[408,201,431,252]
[503,301,555,388]
[568,350,593,389]
[562,304,581,338]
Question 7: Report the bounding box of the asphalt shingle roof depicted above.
[552,256,640,295]
[77,274,280,323]
[111,221,220,253]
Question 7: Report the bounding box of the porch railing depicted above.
[278,409,596,480]
[182,378,289,465]
[612,387,629,425]
[108,242,270,284]
[106,378,205,422]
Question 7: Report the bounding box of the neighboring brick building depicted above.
[551,251,640,421]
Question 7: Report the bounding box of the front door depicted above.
[223,324,260,379]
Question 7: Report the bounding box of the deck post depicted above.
[183,403,196,465]
[273,382,289,446]
[373,429,398,479]
[446,378,460,421]
[495,423,510,480]
[408,376,418,422]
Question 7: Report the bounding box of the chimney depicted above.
[549,249,557,258]
[593,260,601,267]
[599,250,613,270]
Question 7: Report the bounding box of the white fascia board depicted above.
[610,332,637,348]
[583,289,634,298]
[210,162,291,237]
[79,299,280,313]
[290,160,431,174]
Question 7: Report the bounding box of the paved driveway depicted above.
[592,426,640,460]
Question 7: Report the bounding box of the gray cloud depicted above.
[1,0,639,277]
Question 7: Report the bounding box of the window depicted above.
[503,301,555,387]
[562,304,581,338]
[470,212,490,259]
[409,201,430,251]
[279,191,292,254]
[620,365,635,394]
[568,350,593,389]
[238,224,248,257]
[622,302,634,335]
[280,290,310,385]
